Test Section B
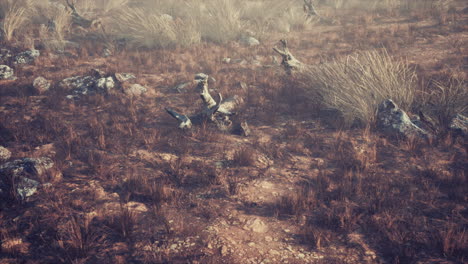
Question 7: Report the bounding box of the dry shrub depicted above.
[423,76,467,128]
[301,49,417,126]
[231,146,256,167]
[1,1,29,42]
[110,7,200,48]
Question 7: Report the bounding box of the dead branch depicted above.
[273,39,306,75]
[166,74,246,134]
[65,0,101,29]
[303,0,319,17]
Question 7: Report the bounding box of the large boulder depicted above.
[0,65,15,80]
[449,114,467,138]
[376,99,430,139]
[14,49,40,65]
[0,157,53,200]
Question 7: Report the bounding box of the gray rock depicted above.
[0,146,11,161]
[173,82,191,93]
[33,76,51,93]
[376,99,430,139]
[96,77,115,92]
[0,49,13,64]
[124,83,147,97]
[243,218,268,233]
[114,72,136,83]
[16,177,40,200]
[240,36,260,46]
[449,114,468,138]
[59,75,97,93]
[0,157,54,200]
[102,48,112,57]
[0,65,15,80]
[14,49,40,65]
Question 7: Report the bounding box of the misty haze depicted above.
[0,0,467,263]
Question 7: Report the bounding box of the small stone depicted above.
[269,249,279,255]
[33,77,51,93]
[240,36,260,46]
[298,253,305,259]
[14,49,40,65]
[0,146,11,161]
[114,73,136,83]
[0,65,15,80]
[170,244,178,250]
[124,83,147,97]
[222,57,231,64]
[265,236,273,242]
[96,77,115,92]
[244,218,268,233]
[220,245,228,256]
[247,242,255,247]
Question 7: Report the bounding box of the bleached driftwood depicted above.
[65,0,101,29]
[303,0,319,17]
[273,39,307,75]
[166,74,245,133]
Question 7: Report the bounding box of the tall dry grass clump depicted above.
[424,76,467,127]
[302,49,417,126]
[1,1,30,42]
[110,7,200,48]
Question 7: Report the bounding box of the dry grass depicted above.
[301,49,417,126]
[1,1,29,42]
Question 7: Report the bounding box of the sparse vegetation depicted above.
[0,0,467,263]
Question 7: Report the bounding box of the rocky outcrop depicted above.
[0,65,16,80]
[61,70,147,98]
[376,99,430,139]
[0,157,54,200]
[14,49,40,65]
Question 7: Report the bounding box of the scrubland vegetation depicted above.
[0,0,467,263]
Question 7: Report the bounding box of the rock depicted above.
[244,218,268,233]
[298,253,305,259]
[0,157,53,200]
[195,73,209,80]
[240,121,251,137]
[0,49,13,64]
[33,77,51,93]
[222,57,231,64]
[124,83,147,97]
[240,36,260,46]
[0,65,15,80]
[0,146,11,161]
[59,75,97,93]
[173,82,191,93]
[376,99,430,139]
[15,177,40,200]
[114,73,136,83]
[14,49,40,65]
[220,245,229,256]
[449,114,467,138]
[90,68,106,78]
[96,77,115,92]
[102,48,112,57]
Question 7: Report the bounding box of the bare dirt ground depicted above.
[0,3,467,264]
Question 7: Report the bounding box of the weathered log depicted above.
[166,74,245,134]
[273,39,306,75]
[65,0,101,29]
